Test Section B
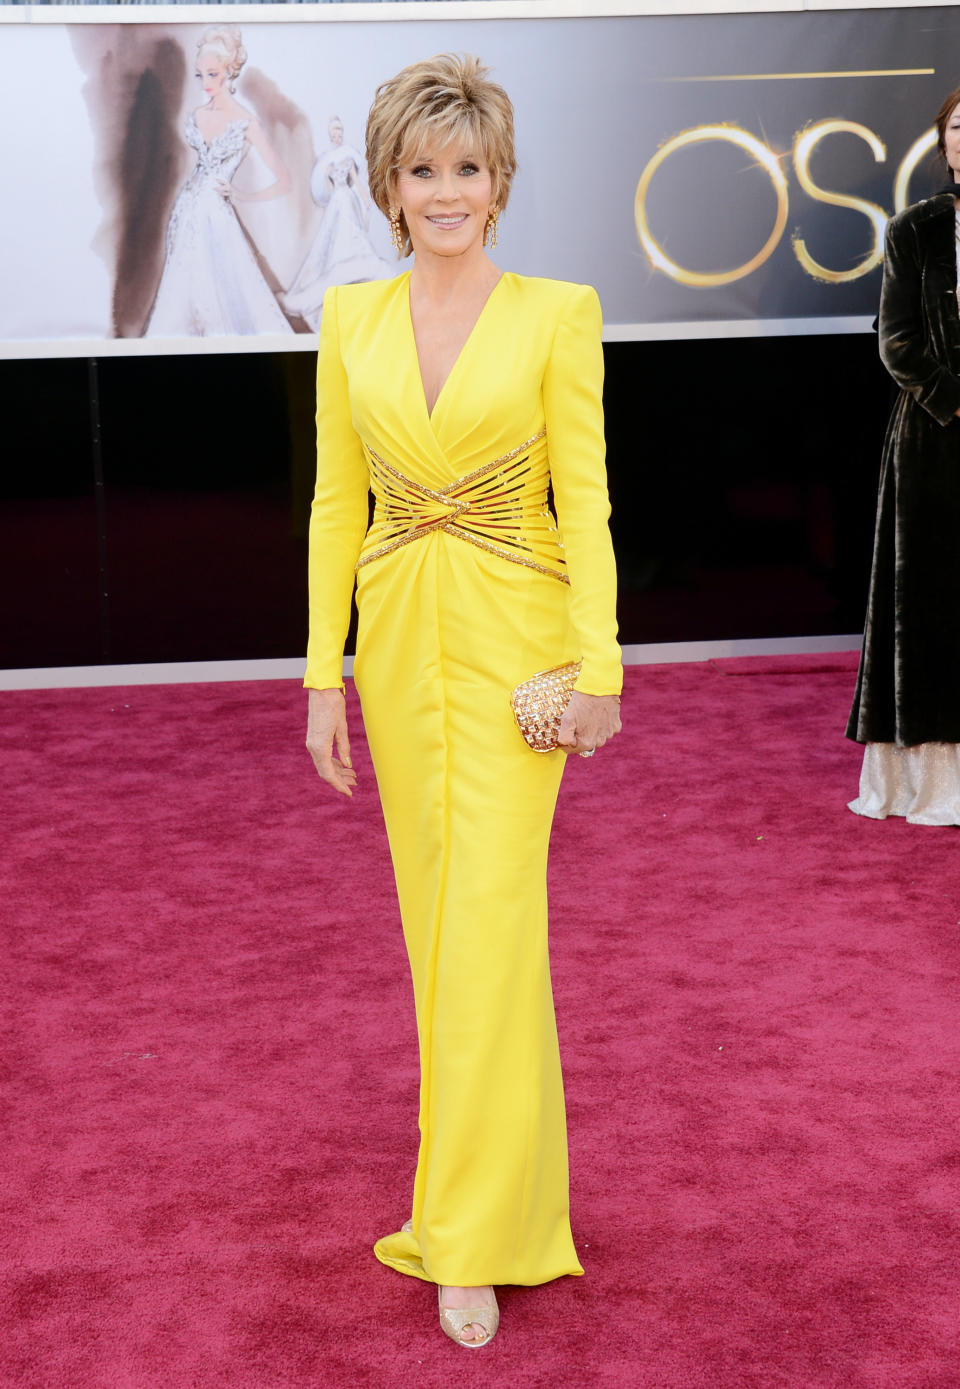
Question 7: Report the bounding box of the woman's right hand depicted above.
[306,688,357,797]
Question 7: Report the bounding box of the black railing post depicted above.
[88,357,112,664]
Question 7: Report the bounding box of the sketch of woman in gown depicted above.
[146,27,294,337]
[281,116,392,331]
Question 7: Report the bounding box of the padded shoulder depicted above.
[887,192,955,240]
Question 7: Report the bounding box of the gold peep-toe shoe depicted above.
[437,1286,500,1349]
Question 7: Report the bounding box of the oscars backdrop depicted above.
[0,3,957,356]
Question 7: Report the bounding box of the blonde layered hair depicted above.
[366,53,516,257]
[196,26,247,86]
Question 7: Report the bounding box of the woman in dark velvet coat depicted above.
[847,84,960,824]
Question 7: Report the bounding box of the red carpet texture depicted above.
[3,654,959,1389]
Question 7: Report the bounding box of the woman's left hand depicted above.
[557,691,622,759]
[216,178,236,202]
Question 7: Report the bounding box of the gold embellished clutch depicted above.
[510,661,583,752]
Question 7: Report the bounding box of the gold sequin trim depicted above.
[441,524,570,582]
[448,431,546,492]
[356,430,569,583]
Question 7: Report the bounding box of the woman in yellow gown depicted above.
[304,54,622,1347]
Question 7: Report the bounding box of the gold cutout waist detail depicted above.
[355,430,570,583]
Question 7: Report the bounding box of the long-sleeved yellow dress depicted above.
[304,270,622,1288]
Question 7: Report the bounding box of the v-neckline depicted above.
[407,272,506,424]
[192,112,246,150]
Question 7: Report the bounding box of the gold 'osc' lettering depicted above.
[636,121,940,287]
[894,128,937,213]
[791,121,887,283]
[634,125,790,288]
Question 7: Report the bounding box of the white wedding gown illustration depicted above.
[281,145,392,331]
[146,115,293,337]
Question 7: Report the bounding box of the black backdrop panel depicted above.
[0,339,887,670]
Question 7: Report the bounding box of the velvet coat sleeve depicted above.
[542,284,623,696]
[303,287,370,690]
[878,208,960,426]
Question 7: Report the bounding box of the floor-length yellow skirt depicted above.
[352,527,585,1288]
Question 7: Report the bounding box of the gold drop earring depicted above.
[484,208,499,249]
[388,206,405,257]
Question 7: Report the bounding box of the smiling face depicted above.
[944,101,960,181]
[394,143,494,261]
[329,119,344,147]
[196,50,228,99]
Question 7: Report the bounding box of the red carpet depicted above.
[3,654,959,1388]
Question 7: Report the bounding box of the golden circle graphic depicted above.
[635,125,789,288]
[894,127,938,214]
